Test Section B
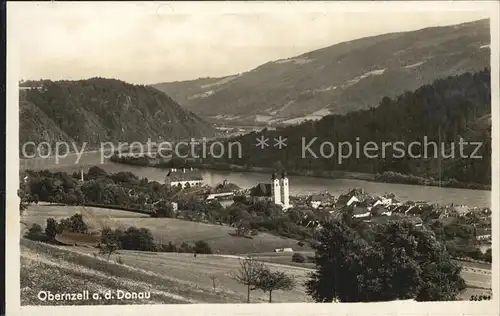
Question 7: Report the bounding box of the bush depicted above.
[58,213,89,234]
[177,242,192,253]
[193,240,213,254]
[156,242,174,252]
[483,248,492,263]
[25,224,47,241]
[119,227,156,252]
[152,201,175,218]
[292,253,306,263]
[116,256,124,264]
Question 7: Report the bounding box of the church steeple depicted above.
[280,170,290,210]
[271,172,281,205]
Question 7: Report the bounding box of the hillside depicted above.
[22,204,313,254]
[19,78,216,155]
[153,19,490,126]
[204,68,491,186]
[20,238,313,305]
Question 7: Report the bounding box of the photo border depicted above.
[6,1,500,315]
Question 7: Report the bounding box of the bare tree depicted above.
[255,268,296,303]
[99,227,120,261]
[235,222,250,236]
[209,275,218,291]
[99,241,119,261]
[230,256,265,303]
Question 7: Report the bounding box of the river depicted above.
[20,151,491,208]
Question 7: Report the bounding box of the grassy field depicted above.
[21,204,312,254]
[20,204,491,304]
[20,239,313,305]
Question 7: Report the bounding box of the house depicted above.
[370,204,391,216]
[171,202,178,213]
[206,192,234,201]
[19,85,43,91]
[352,206,371,219]
[274,248,293,253]
[165,168,203,189]
[372,197,393,208]
[308,192,334,209]
[249,183,273,202]
[335,188,370,208]
[249,172,292,210]
[207,192,234,208]
[405,216,424,227]
[453,205,471,216]
[151,200,179,214]
[475,228,492,241]
[214,179,240,193]
[404,205,421,216]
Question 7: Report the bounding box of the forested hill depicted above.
[209,68,491,187]
[19,78,216,152]
[153,19,490,126]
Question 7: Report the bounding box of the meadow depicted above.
[20,238,313,305]
[20,204,492,304]
[21,204,312,254]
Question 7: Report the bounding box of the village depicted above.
[157,167,492,254]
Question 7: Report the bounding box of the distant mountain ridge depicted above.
[19,78,216,154]
[153,19,490,126]
[204,69,492,187]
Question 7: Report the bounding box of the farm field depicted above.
[20,204,492,303]
[20,239,313,305]
[20,237,490,304]
[21,204,312,254]
[246,252,316,269]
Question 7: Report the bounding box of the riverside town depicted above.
[13,3,495,310]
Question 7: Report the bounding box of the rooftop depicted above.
[250,183,272,197]
[165,169,203,182]
[476,228,492,236]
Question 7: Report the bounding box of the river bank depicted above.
[109,156,491,191]
[19,151,491,207]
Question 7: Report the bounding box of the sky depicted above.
[9,2,492,85]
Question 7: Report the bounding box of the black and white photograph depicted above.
[5,1,499,315]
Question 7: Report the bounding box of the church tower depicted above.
[271,172,282,205]
[280,171,290,209]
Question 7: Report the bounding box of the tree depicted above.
[483,248,492,263]
[305,220,466,302]
[209,275,218,292]
[292,253,306,263]
[235,221,250,236]
[58,213,89,234]
[305,220,364,302]
[87,166,108,179]
[193,240,212,254]
[256,268,296,302]
[45,218,59,240]
[153,200,175,218]
[231,256,265,303]
[18,178,32,212]
[120,227,156,252]
[24,223,46,241]
[99,227,121,261]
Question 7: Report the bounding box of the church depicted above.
[249,171,292,210]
